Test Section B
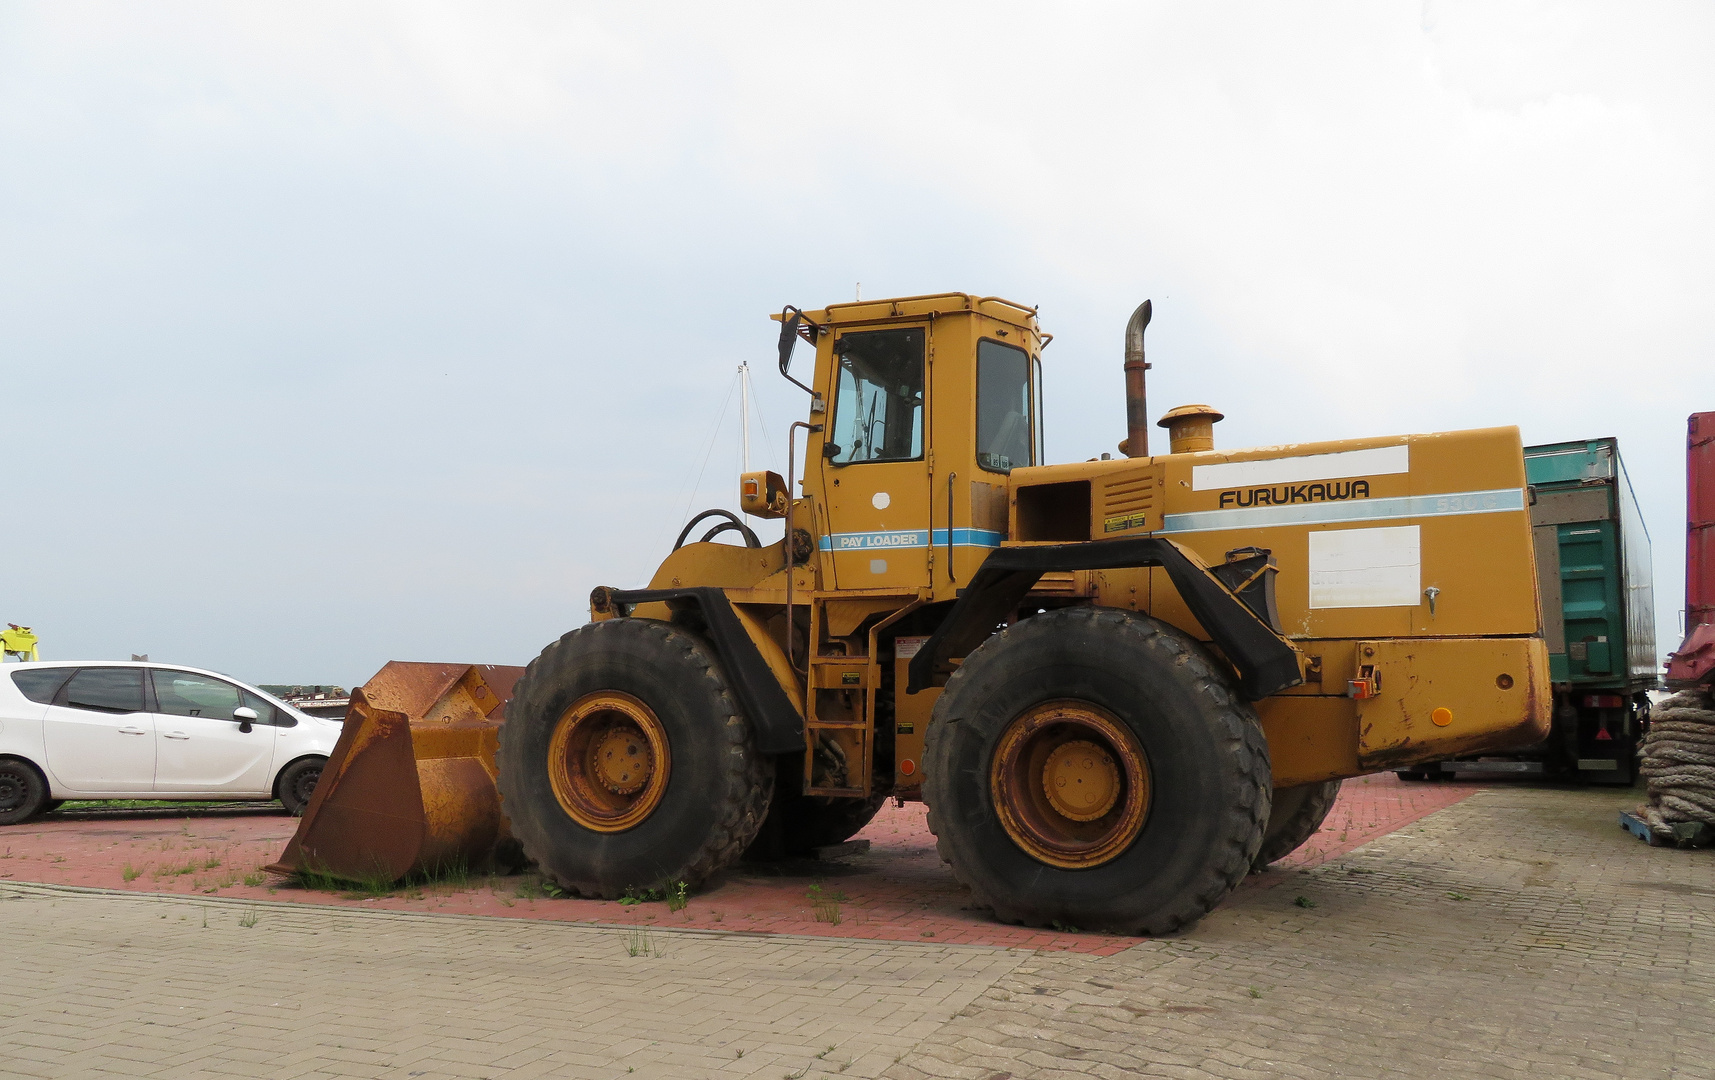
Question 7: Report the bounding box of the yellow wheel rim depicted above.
[990,700,1150,869]
[547,691,671,832]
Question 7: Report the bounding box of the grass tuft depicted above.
[622,928,659,958]
[808,883,846,925]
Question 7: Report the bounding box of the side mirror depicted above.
[778,309,802,376]
[234,706,258,734]
[776,306,819,403]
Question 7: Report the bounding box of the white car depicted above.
[0,660,342,824]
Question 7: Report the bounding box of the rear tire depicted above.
[0,757,49,826]
[1395,768,1444,782]
[923,607,1271,936]
[497,618,772,898]
[1251,779,1342,870]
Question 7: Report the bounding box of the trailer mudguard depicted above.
[906,537,1303,701]
[605,586,806,754]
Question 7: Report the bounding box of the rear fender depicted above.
[908,537,1304,701]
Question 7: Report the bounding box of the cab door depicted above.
[149,669,276,794]
[819,325,933,590]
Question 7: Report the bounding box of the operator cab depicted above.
[771,293,1045,596]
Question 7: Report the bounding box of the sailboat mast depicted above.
[739,362,751,472]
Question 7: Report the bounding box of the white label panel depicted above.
[1308,525,1421,608]
[1191,444,1409,491]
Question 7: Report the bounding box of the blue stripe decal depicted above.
[818,528,1004,551]
[1161,488,1526,534]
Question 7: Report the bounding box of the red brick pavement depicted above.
[1,773,1481,955]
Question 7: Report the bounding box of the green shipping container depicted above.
[1526,438,1656,694]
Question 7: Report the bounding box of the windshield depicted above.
[828,328,925,464]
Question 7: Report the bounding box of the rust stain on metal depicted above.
[267,661,526,883]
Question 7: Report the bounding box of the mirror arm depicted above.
[777,306,822,398]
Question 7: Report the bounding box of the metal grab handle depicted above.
[946,471,957,583]
[785,421,823,673]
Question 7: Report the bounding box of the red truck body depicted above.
[1666,411,1715,686]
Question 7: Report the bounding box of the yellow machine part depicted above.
[267,661,525,883]
[1,624,39,661]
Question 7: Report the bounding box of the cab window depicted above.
[828,329,924,464]
[977,338,1034,473]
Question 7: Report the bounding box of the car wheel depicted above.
[278,757,326,816]
[0,758,49,826]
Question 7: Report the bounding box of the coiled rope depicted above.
[1639,684,1715,837]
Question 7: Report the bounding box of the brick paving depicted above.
[5,781,1712,1079]
[0,775,1477,955]
[886,783,1715,1080]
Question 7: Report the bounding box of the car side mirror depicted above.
[234,706,258,733]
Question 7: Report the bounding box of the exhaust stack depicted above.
[1122,301,1152,458]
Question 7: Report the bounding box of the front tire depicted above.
[0,757,49,826]
[923,607,1271,936]
[497,618,772,898]
[277,757,326,816]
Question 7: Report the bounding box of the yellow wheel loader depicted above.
[484,292,1549,935]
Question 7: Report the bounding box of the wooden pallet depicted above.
[1619,809,1715,848]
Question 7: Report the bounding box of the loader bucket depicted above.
[267,661,526,884]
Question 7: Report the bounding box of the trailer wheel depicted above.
[744,765,888,860]
[1251,779,1342,870]
[923,607,1270,936]
[497,618,772,898]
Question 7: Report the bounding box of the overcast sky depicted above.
[2,2,1710,688]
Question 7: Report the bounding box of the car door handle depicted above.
[163,731,190,740]
[119,726,149,736]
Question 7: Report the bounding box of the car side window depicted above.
[10,667,76,704]
[151,670,244,722]
[62,668,146,713]
[240,689,291,728]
